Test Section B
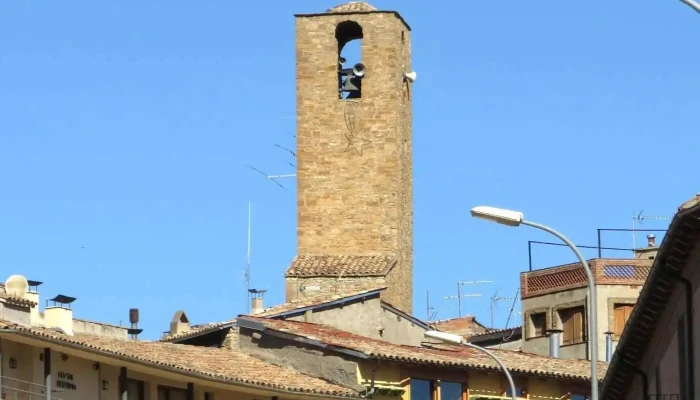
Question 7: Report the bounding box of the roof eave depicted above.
[601,198,700,398]
[293,10,411,31]
[0,328,361,399]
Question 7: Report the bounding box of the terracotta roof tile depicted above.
[285,255,396,277]
[242,317,606,382]
[430,316,488,337]
[0,292,37,308]
[255,287,386,317]
[162,287,386,342]
[327,2,378,13]
[160,320,236,343]
[0,320,360,398]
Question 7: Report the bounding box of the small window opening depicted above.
[336,21,364,99]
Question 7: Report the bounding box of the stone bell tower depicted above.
[284,2,414,314]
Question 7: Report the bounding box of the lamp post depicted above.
[470,206,599,400]
[424,331,517,400]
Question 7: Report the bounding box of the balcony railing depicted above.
[1,375,63,400]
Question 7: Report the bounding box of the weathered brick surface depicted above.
[286,276,387,303]
[287,4,413,314]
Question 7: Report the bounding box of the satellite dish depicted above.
[404,71,417,83]
[5,275,29,298]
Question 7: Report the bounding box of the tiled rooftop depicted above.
[160,319,237,342]
[0,320,360,398]
[430,316,488,337]
[327,2,378,13]
[285,255,396,277]
[0,286,37,308]
[241,317,606,381]
[256,286,386,317]
[161,287,386,342]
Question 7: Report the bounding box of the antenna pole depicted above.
[246,201,252,313]
[457,283,462,318]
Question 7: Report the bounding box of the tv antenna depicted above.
[491,289,519,328]
[245,202,252,313]
[426,290,438,321]
[443,280,492,318]
[246,165,295,191]
[632,210,670,251]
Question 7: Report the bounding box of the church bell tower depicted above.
[285,2,415,314]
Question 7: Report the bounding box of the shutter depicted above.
[573,309,583,343]
[562,311,573,344]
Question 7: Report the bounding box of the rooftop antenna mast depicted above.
[632,210,670,253]
[426,291,438,321]
[245,201,252,313]
[492,288,520,329]
[443,280,492,318]
[247,130,297,190]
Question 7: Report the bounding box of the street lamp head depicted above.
[470,206,524,227]
[424,330,463,345]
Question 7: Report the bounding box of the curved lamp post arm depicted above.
[459,341,517,400]
[521,220,599,400]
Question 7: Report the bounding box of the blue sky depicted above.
[1,0,698,339]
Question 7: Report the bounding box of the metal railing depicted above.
[1,375,63,400]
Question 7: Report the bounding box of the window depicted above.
[127,379,145,400]
[560,306,585,345]
[530,312,546,337]
[410,379,433,400]
[570,395,586,400]
[612,303,634,338]
[158,385,187,400]
[440,381,463,400]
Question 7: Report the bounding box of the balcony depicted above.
[1,374,64,400]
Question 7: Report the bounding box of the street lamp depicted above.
[424,331,517,400]
[470,206,599,400]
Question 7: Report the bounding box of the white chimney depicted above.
[26,280,43,326]
[647,234,656,247]
[251,297,264,315]
[248,289,267,315]
[44,295,76,335]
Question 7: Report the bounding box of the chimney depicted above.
[44,295,76,335]
[169,311,190,335]
[647,234,656,247]
[546,329,563,358]
[128,308,143,340]
[604,331,614,362]
[26,280,43,326]
[248,289,267,315]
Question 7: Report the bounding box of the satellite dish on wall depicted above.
[404,71,417,83]
[5,275,29,298]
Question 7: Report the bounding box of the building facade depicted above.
[237,316,606,400]
[602,195,700,400]
[161,287,429,347]
[520,256,654,361]
[286,1,415,314]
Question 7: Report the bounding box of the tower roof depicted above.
[327,2,378,13]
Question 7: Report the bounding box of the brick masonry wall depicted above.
[292,10,413,313]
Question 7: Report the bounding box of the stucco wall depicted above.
[4,336,314,400]
[522,284,643,361]
[73,319,129,339]
[625,244,700,400]
[282,298,426,346]
[0,303,31,326]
